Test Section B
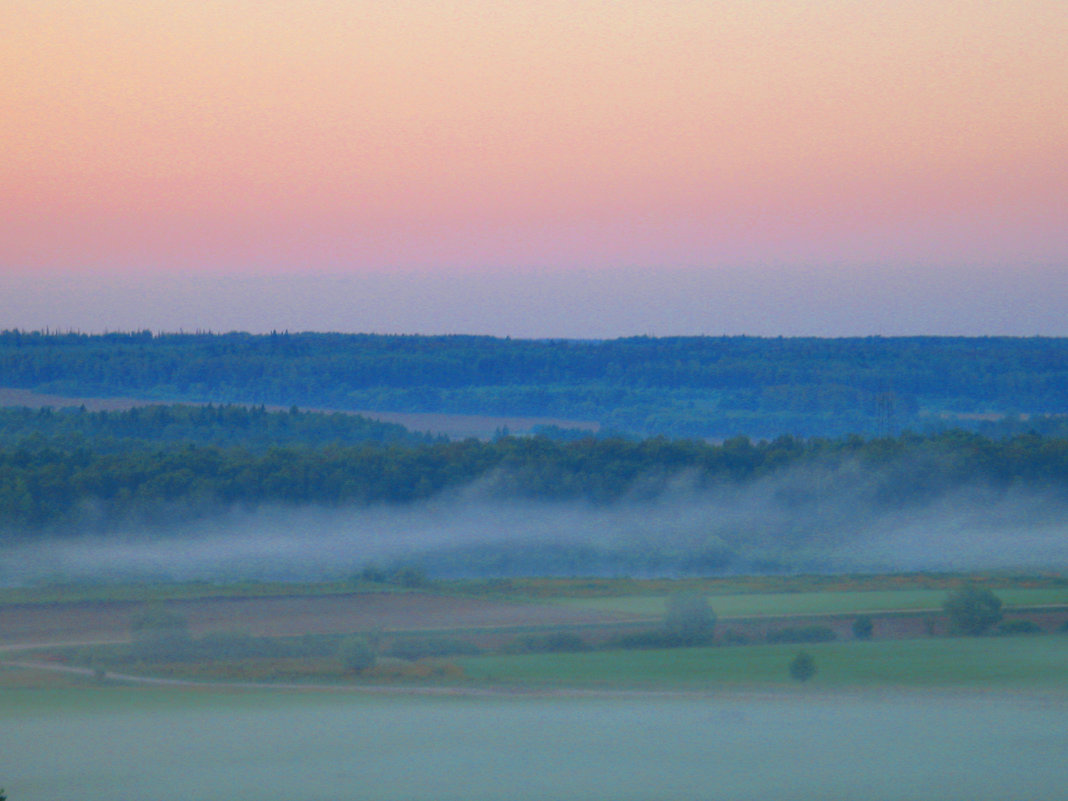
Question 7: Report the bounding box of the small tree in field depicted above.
[852,615,874,640]
[664,594,716,645]
[944,584,1003,636]
[789,651,816,683]
[338,636,376,674]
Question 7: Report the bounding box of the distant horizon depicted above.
[3,264,1067,339]
[3,3,1065,338]
[2,326,1068,341]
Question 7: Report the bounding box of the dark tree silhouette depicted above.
[338,636,377,674]
[789,651,817,682]
[852,615,874,640]
[944,585,1003,636]
[664,594,716,645]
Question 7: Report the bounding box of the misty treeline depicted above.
[3,419,1068,537]
[4,330,1068,438]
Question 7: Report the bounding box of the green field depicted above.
[5,574,1066,611]
[0,578,400,606]
[6,574,1068,801]
[458,635,1068,690]
[556,587,1068,618]
[13,629,1068,692]
[6,576,1068,693]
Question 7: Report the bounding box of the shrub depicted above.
[997,619,1043,636]
[852,615,874,640]
[356,564,388,583]
[608,630,694,650]
[664,594,716,645]
[605,596,718,651]
[767,626,836,644]
[388,637,482,660]
[789,651,817,682]
[505,632,589,654]
[944,584,1003,636]
[355,564,429,587]
[390,565,430,588]
[722,629,750,645]
[338,636,377,674]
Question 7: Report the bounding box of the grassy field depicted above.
[6,572,1067,607]
[555,587,1068,618]
[458,635,1068,690]
[5,573,1068,694]
[28,629,1068,692]
[0,578,397,606]
[6,576,1068,801]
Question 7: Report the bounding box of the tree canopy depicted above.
[4,330,1068,438]
[943,585,1004,635]
[789,652,817,682]
[2,422,1068,541]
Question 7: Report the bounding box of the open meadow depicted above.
[457,636,1068,690]
[0,587,630,649]
[554,586,1068,618]
[4,575,1068,800]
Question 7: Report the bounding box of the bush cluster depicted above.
[505,632,589,654]
[996,620,1043,636]
[944,585,1003,635]
[766,626,837,644]
[338,636,376,674]
[387,637,482,660]
[607,630,714,650]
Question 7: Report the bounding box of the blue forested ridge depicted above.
[2,331,1067,438]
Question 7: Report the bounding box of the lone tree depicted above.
[664,594,716,645]
[943,584,1003,636]
[789,651,817,683]
[338,635,377,674]
[852,615,874,640]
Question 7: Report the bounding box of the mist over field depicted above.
[5,458,1067,585]
[7,691,1068,801]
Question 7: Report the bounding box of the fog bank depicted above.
[4,460,1067,584]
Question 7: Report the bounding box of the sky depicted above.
[2,1,1066,337]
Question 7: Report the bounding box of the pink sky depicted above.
[2,2,1066,335]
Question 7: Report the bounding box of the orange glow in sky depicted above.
[2,2,1066,334]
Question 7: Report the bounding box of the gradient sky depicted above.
[2,1,1066,336]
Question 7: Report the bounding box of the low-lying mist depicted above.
[4,459,1067,585]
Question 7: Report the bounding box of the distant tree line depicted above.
[2,420,1068,537]
[0,403,435,453]
[3,330,1068,438]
